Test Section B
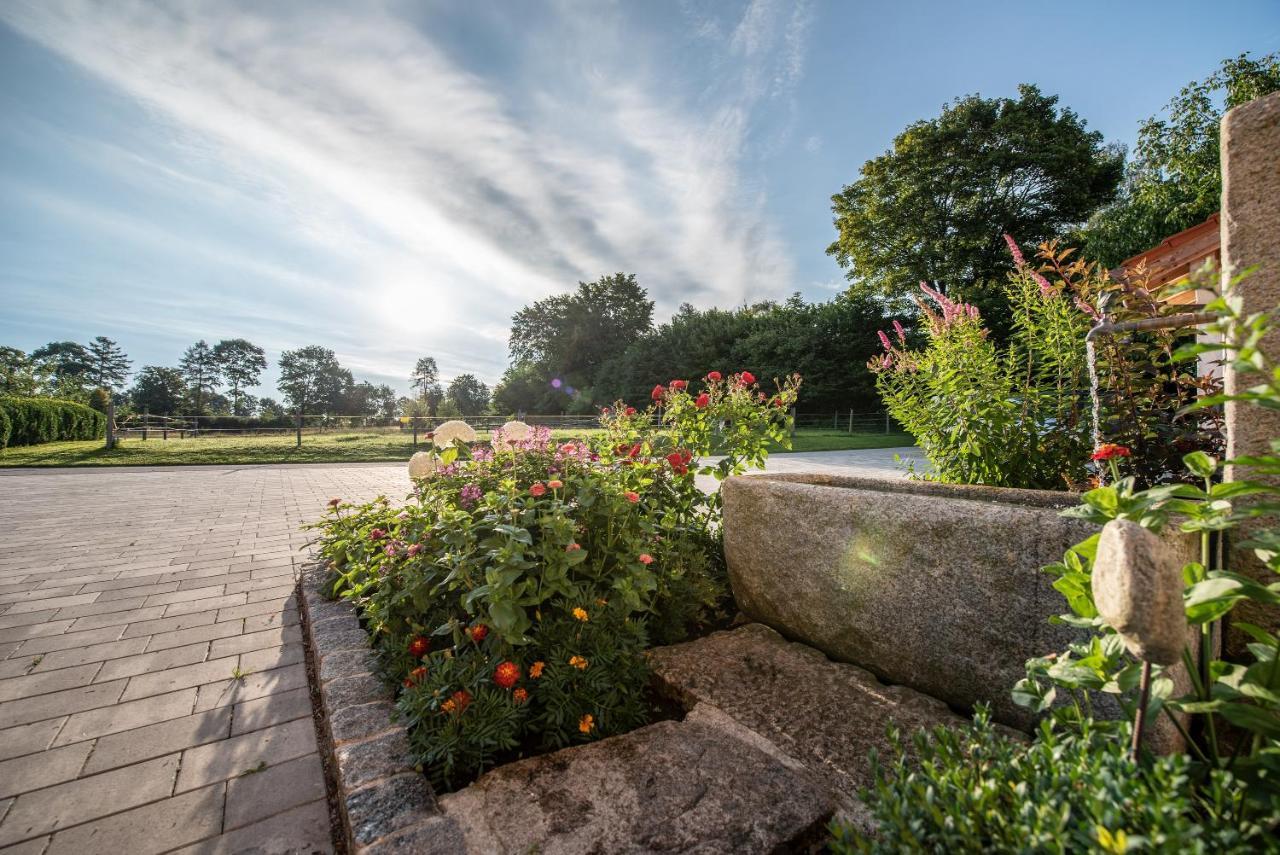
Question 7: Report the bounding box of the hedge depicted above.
[0,397,105,450]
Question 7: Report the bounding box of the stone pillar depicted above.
[1222,90,1280,653]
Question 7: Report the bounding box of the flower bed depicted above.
[311,372,800,791]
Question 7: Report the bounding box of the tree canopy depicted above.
[410,356,444,413]
[446,374,490,416]
[277,345,349,416]
[1080,52,1280,266]
[86,336,131,390]
[131,366,187,416]
[179,340,222,415]
[828,84,1123,335]
[212,339,267,416]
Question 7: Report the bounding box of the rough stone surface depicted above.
[721,473,1198,729]
[649,623,965,804]
[345,773,438,848]
[440,704,835,855]
[335,729,417,791]
[1093,519,1188,664]
[1223,90,1280,654]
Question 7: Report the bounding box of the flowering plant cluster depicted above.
[871,238,1221,490]
[312,371,800,790]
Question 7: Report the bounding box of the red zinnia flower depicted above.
[625,406,636,416]
[706,371,722,382]
[530,482,547,497]
[624,491,639,504]
[494,661,521,689]
[468,624,489,643]
[1091,444,1132,461]
[651,384,665,401]
[737,371,756,385]
[670,379,687,391]
[408,636,429,658]
[694,393,709,409]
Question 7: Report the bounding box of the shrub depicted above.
[871,240,1221,490]
[0,397,105,447]
[312,371,801,790]
[0,406,10,451]
[831,709,1274,854]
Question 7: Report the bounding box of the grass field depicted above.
[0,428,915,468]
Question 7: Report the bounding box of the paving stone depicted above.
[44,782,225,855]
[95,641,211,683]
[0,753,180,846]
[0,619,74,644]
[238,642,305,674]
[172,798,333,854]
[0,718,66,762]
[0,741,93,799]
[121,656,241,702]
[230,685,313,735]
[193,663,308,712]
[0,663,102,705]
[53,687,197,745]
[176,717,317,792]
[83,706,233,774]
[31,637,150,672]
[223,752,327,829]
[145,620,242,653]
[11,626,124,656]
[207,625,300,659]
[0,679,127,729]
[243,610,299,633]
[0,834,50,855]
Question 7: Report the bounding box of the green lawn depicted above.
[0,428,915,467]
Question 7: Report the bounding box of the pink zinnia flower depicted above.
[530,482,547,497]
[547,479,563,489]
[638,553,654,565]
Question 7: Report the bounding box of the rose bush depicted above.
[312,370,800,789]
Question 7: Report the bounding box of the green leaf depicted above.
[1182,451,1217,479]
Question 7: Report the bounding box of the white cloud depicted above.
[1,0,811,388]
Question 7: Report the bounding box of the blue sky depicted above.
[2,1,1277,399]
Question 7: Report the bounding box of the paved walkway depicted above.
[0,448,916,853]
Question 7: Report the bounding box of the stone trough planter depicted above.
[722,472,1199,730]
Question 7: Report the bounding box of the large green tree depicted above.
[277,346,349,417]
[507,272,653,408]
[446,374,490,417]
[828,84,1123,334]
[0,347,44,396]
[130,366,187,416]
[212,339,267,416]
[85,336,131,390]
[179,340,222,415]
[31,341,92,398]
[1080,52,1280,266]
[409,356,444,413]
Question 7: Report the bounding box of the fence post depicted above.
[296,411,303,448]
[885,411,890,434]
[412,417,418,447]
[105,400,116,450]
[848,410,853,434]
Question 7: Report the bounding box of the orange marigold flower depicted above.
[404,665,427,687]
[579,713,595,733]
[572,607,589,622]
[494,661,521,689]
[530,661,545,679]
[407,636,430,658]
[467,624,489,643]
[445,689,472,714]
[569,655,589,670]
[513,688,529,704]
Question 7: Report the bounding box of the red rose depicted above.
[651,384,665,401]
[695,393,709,409]
[408,636,429,658]
[670,379,687,391]
[468,624,489,643]
[494,661,521,689]
[706,371,722,382]
[1091,444,1132,461]
[530,482,547,497]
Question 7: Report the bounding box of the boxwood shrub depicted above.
[0,397,105,449]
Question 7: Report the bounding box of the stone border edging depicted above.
[299,565,458,853]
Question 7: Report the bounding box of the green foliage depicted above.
[445,374,490,417]
[85,336,131,391]
[875,243,1221,490]
[131,366,189,416]
[0,406,10,452]
[311,371,800,790]
[179,340,222,415]
[277,345,350,416]
[1081,52,1280,267]
[0,397,105,448]
[212,339,267,416]
[832,709,1276,854]
[829,84,1123,337]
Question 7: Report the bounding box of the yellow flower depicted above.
[578,714,595,734]
[572,607,589,622]
[530,661,545,678]
[569,655,589,670]
[441,698,456,714]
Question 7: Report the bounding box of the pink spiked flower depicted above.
[877,330,892,351]
[892,320,906,343]
[1003,233,1026,267]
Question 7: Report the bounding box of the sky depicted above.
[1,0,1278,400]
